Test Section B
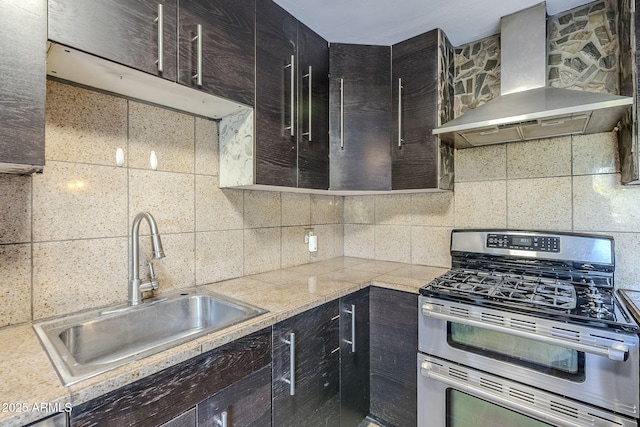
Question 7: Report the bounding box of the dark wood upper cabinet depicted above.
[392,30,441,190]
[0,0,46,173]
[48,0,178,81]
[272,300,340,426]
[255,0,329,189]
[296,21,330,190]
[255,0,299,187]
[177,0,255,106]
[329,44,392,191]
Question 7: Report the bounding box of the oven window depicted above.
[447,389,552,427]
[448,323,585,381]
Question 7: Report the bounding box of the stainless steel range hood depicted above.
[433,2,632,148]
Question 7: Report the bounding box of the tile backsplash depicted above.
[0,80,343,327]
[344,132,640,291]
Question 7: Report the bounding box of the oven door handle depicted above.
[421,362,588,427]
[422,306,630,362]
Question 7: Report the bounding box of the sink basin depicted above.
[33,290,267,385]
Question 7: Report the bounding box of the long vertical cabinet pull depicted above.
[192,24,203,86]
[219,410,228,427]
[284,55,295,137]
[283,332,296,396]
[340,78,345,149]
[302,66,313,141]
[155,4,163,73]
[344,304,356,352]
[398,77,403,148]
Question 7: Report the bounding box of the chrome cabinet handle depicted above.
[219,410,228,427]
[422,304,630,361]
[421,362,585,427]
[344,304,356,353]
[302,66,312,141]
[154,4,163,73]
[398,77,403,148]
[340,78,344,149]
[284,55,295,137]
[192,24,202,86]
[283,332,296,395]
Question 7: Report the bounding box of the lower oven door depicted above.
[417,353,638,427]
[419,296,640,418]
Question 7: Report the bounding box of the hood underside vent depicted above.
[433,2,633,148]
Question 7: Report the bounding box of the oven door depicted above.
[419,296,640,418]
[417,353,638,427]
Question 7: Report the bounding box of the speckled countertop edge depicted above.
[0,257,448,427]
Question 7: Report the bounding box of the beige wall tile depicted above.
[507,136,571,179]
[45,80,127,165]
[244,227,282,275]
[195,230,244,285]
[281,226,312,268]
[282,193,311,226]
[196,175,243,231]
[33,238,128,319]
[312,224,344,261]
[311,195,342,224]
[195,117,219,176]
[454,180,507,228]
[572,132,618,176]
[129,169,194,234]
[33,161,128,241]
[0,175,31,244]
[244,191,281,228]
[137,232,195,292]
[0,244,31,326]
[374,225,411,263]
[574,174,640,232]
[507,177,572,231]
[609,232,640,289]
[128,102,195,173]
[344,224,375,258]
[455,144,506,182]
[412,192,455,226]
[411,226,452,268]
[375,194,412,225]
[344,196,375,224]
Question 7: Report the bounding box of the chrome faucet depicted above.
[129,212,165,305]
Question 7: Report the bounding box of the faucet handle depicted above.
[148,261,157,280]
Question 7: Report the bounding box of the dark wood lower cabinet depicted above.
[369,287,418,427]
[70,328,271,427]
[272,301,340,427]
[340,288,370,427]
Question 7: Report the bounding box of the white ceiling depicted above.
[272,0,595,46]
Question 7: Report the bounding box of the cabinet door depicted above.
[177,0,255,106]
[369,287,418,427]
[297,22,329,190]
[340,288,370,427]
[48,0,177,81]
[392,30,439,190]
[71,328,271,426]
[255,0,298,187]
[198,365,271,427]
[273,300,340,426]
[329,44,392,191]
[0,0,46,172]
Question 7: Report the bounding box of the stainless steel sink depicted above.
[33,290,267,385]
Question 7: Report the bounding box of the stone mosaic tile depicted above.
[547,0,619,93]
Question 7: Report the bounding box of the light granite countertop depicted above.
[0,257,447,427]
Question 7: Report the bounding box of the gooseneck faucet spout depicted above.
[129,212,165,305]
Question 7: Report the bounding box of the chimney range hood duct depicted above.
[433,2,632,148]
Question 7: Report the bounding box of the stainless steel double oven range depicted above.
[418,230,640,427]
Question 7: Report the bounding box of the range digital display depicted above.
[511,236,532,246]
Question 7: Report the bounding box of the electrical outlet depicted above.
[304,228,314,243]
